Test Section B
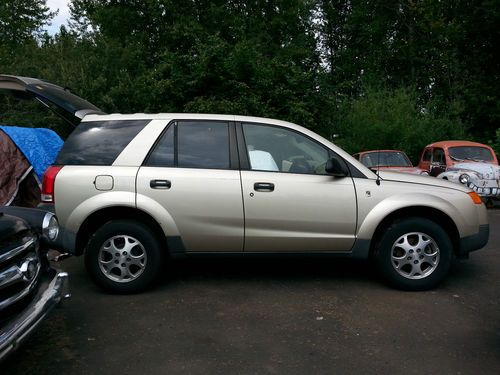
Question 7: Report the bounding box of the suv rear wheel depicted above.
[84,220,164,294]
[375,217,452,291]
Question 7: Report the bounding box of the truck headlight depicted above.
[459,174,470,185]
[42,212,59,241]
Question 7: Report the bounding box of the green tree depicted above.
[316,0,499,141]
[334,87,466,162]
[0,0,54,47]
[0,0,498,148]
[67,0,328,131]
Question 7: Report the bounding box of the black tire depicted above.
[84,220,164,294]
[374,217,452,291]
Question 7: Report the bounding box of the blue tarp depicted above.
[0,126,63,180]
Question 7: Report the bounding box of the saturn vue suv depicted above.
[0,75,490,293]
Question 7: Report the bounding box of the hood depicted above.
[449,162,500,179]
[0,212,30,254]
[377,166,426,175]
[0,75,104,127]
[377,170,470,193]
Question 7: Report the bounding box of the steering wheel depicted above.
[289,159,313,174]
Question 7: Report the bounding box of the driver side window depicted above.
[432,148,445,164]
[241,123,330,175]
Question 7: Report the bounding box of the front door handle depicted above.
[254,182,274,192]
[150,179,171,189]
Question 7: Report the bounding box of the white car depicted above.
[437,162,500,205]
[0,75,490,293]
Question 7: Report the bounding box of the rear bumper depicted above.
[0,269,70,361]
[458,224,490,256]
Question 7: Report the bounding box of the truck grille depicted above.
[0,234,41,314]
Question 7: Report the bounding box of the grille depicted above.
[0,235,41,314]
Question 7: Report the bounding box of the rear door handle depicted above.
[150,179,171,189]
[254,182,274,192]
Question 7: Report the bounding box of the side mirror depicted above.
[325,157,349,177]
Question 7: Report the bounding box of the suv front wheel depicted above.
[84,220,164,294]
[375,217,453,291]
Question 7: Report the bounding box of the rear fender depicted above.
[135,193,180,237]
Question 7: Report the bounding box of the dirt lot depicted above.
[4,210,500,375]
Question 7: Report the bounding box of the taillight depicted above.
[42,166,63,203]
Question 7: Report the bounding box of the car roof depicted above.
[82,113,310,132]
[425,140,492,149]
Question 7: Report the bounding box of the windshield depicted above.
[448,146,494,162]
[361,152,412,167]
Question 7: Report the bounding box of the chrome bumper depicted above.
[466,182,500,198]
[0,270,70,361]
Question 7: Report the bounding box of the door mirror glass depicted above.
[325,157,349,177]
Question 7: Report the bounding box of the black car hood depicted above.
[0,212,31,255]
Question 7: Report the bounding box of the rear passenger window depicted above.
[146,121,230,169]
[178,121,229,169]
[56,120,149,165]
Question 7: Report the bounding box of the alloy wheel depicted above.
[390,232,440,280]
[98,235,147,283]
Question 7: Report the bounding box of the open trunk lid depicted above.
[0,74,105,126]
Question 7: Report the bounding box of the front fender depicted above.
[437,170,461,182]
[356,192,470,240]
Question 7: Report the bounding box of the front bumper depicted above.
[0,269,70,361]
[466,181,500,198]
[458,224,490,256]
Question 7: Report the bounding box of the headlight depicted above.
[459,174,470,184]
[42,212,59,241]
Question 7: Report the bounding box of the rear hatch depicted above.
[0,75,104,127]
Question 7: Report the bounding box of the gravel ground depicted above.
[3,210,500,375]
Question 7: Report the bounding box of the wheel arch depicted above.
[75,206,168,256]
[368,206,460,257]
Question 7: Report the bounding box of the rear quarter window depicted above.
[56,120,149,165]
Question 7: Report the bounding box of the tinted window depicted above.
[56,120,148,165]
[242,123,329,175]
[178,121,229,169]
[27,83,102,114]
[146,124,174,167]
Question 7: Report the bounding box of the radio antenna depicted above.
[376,150,381,185]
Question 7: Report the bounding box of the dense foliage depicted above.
[0,0,498,160]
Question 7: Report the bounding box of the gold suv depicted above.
[0,75,490,293]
